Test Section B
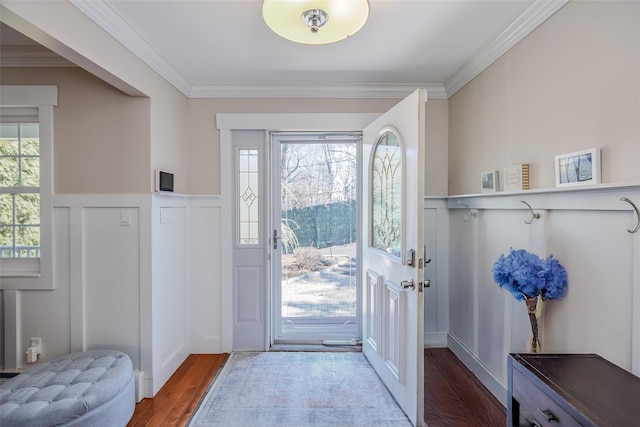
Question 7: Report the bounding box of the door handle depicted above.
[273,229,280,249]
[401,280,415,290]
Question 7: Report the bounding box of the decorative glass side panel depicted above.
[238,149,260,245]
[371,130,402,257]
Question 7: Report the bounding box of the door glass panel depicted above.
[238,148,259,245]
[371,129,402,257]
[276,138,359,341]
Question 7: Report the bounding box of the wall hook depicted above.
[457,201,476,222]
[520,200,540,224]
[620,197,640,234]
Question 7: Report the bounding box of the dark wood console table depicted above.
[508,353,640,426]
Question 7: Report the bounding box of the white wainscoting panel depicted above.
[447,208,476,352]
[84,207,141,366]
[189,198,223,353]
[2,193,224,399]
[151,194,190,395]
[476,210,530,384]
[447,185,640,405]
[544,209,633,369]
[424,199,450,347]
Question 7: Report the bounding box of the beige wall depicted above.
[2,0,190,193]
[187,98,448,195]
[151,86,188,193]
[187,98,395,195]
[448,1,640,195]
[0,68,151,193]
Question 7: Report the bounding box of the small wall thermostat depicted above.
[155,170,174,192]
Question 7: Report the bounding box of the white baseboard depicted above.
[424,332,448,348]
[447,333,507,407]
[133,369,144,402]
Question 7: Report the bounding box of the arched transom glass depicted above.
[371,129,402,257]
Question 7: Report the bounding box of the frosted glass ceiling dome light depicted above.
[263,0,369,45]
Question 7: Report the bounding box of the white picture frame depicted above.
[480,170,499,193]
[555,148,600,187]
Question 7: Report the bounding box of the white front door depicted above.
[361,89,426,426]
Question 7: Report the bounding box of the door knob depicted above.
[273,229,280,249]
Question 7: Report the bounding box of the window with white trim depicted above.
[0,86,57,290]
[1,118,41,259]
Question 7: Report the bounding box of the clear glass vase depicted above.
[524,295,542,353]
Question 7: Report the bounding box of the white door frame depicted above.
[217,113,380,351]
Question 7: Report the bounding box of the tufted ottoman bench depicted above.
[0,349,135,426]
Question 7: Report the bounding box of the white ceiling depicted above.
[2,0,569,98]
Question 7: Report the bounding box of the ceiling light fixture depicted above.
[263,0,369,45]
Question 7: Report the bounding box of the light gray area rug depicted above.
[188,351,411,426]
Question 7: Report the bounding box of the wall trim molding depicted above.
[0,46,76,68]
[191,83,447,100]
[444,0,569,96]
[448,333,507,406]
[69,0,192,97]
[216,113,380,132]
[69,0,567,99]
[424,332,448,348]
[447,184,640,213]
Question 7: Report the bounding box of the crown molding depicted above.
[70,0,567,100]
[70,0,192,97]
[190,83,447,99]
[0,46,76,68]
[444,0,569,97]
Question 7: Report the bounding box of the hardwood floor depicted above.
[127,354,227,427]
[128,349,504,426]
[424,348,505,426]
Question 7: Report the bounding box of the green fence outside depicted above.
[282,200,356,253]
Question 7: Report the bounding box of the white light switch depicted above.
[120,209,131,226]
[160,207,173,223]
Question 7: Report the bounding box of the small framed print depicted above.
[481,170,499,193]
[503,164,530,192]
[555,148,600,187]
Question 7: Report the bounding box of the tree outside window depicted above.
[0,123,40,258]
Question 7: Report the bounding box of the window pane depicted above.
[0,137,19,156]
[371,130,402,257]
[0,121,41,260]
[0,226,12,246]
[0,124,19,140]
[20,123,39,140]
[0,194,12,224]
[0,157,19,186]
[238,149,259,245]
[16,194,40,225]
[21,157,40,186]
[21,138,39,156]
[15,226,40,253]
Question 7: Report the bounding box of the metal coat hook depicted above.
[521,200,540,224]
[457,201,476,222]
[620,197,640,234]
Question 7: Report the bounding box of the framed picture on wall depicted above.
[555,148,600,187]
[480,170,499,193]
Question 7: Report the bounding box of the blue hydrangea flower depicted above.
[492,248,568,301]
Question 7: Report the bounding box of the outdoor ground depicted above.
[281,244,357,318]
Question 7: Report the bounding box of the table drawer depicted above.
[512,368,582,427]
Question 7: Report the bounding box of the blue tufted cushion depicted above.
[0,349,134,427]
